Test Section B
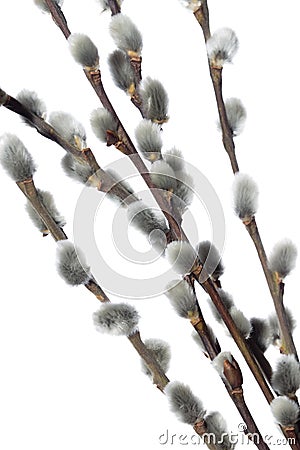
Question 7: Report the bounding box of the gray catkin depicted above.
[249,318,271,353]
[16,89,47,126]
[127,200,168,236]
[271,397,299,427]
[139,77,169,123]
[197,240,224,280]
[209,290,234,323]
[165,279,198,318]
[110,14,143,54]
[49,111,87,150]
[224,98,247,136]
[135,119,162,162]
[165,241,198,275]
[108,50,136,92]
[232,172,259,221]
[206,28,239,67]
[163,148,185,173]
[205,412,234,450]
[26,189,66,233]
[268,239,297,279]
[90,108,118,142]
[271,354,300,396]
[165,381,206,425]
[0,133,36,182]
[68,33,99,68]
[61,153,94,184]
[93,303,139,336]
[150,160,177,191]
[141,338,171,376]
[56,241,91,286]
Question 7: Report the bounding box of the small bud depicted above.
[163,148,185,173]
[90,108,118,143]
[271,354,300,396]
[108,50,136,93]
[179,0,201,12]
[16,89,47,126]
[206,28,239,68]
[127,200,168,237]
[218,98,246,136]
[33,0,63,13]
[139,77,169,124]
[209,290,234,323]
[135,119,162,162]
[249,318,271,353]
[165,279,198,319]
[165,241,198,275]
[56,241,91,286]
[93,303,139,336]
[165,381,206,425]
[49,111,87,150]
[269,309,296,345]
[110,14,143,55]
[268,239,297,280]
[204,412,234,450]
[229,306,252,339]
[25,189,66,234]
[150,160,177,192]
[141,338,171,377]
[213,353,243,389]
[61,153,94,184]
[0,134,36,182]
[68,33,99,69]
[197,240,224,281]
[271,397,299,427]
[232,172,259,223]
[212,352,233,378]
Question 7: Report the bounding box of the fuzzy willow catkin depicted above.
[165,381,206,425]
[16,89,47,126]
[0,133,36,182]
[93,303,139,336]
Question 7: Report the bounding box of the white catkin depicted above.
[271,354,300,396]
[268,239,297,279]
[90,108,118,142]
[110,14,143,54]
[93,303,139,336]
[135,119,162,162]
[212,352,233,378]
[219,97,247,136]
[0,133,36,182]
[68,33,99,69]
[165,381,206,425]
[16,89,47,126]
[173,171,194,211]
[165,279,198,319]
[33,0,63,13]
[206,28,239,67]
[150,160,177,191]
[108,50,136,92]
[209,290,234,323]
[139,77,169,123]
[232,172,259,222]
[271,397,299,427]
[26,189,66,233]
[49,111,87,150]
[165,241,198,275]
[56,241,91,286]
[141,338,171,377]
[197,240,224,280]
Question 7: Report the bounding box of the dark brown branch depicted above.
[246,218,298,360]
[247,338,273,385]
[108,0,121,15]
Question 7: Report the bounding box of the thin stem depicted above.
[247,338,273,385]
[200,277,275,404]
[246,219,298,360]
[108,0,121,15]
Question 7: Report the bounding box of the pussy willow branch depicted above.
[0,89,137,205]
[43,0,182,241]
[247,338,273,385]
[107,0,121,15]
[17,175,169,391]
[42,0,277,407]
[193,1,298,361]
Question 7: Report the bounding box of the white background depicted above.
[0,0,300,449]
